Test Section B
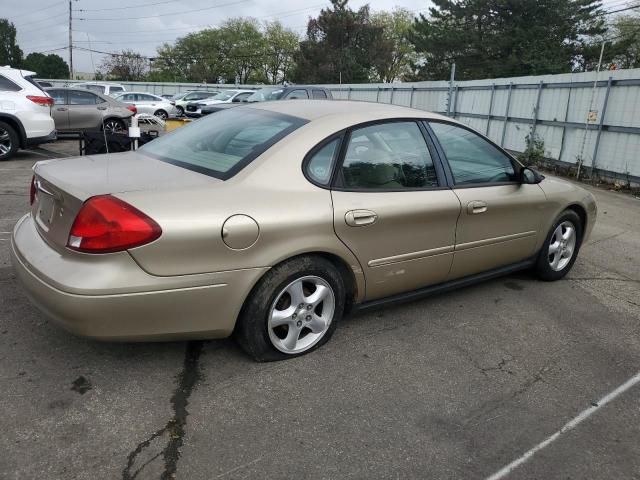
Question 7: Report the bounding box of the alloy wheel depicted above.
[103,120,124,134]
[548,220,577,271]
[0,127,11,156]
[267,276,336,354]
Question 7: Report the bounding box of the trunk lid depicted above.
[31,150,219,250]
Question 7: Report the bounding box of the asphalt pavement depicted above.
[1,142,639,480]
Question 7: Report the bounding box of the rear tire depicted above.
[154,110,168,120]
[0,121,19,161]
[102,118,126,134]
[534,210,583,281]
[235,256,345,362]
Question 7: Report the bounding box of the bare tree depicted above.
[99,50,148,81]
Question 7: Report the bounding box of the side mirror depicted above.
[521,167,544,184]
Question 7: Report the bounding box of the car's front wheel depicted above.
[176,106,184,116]
[534,209,583,281]
[0,121,19,161]
[235,256,345,361]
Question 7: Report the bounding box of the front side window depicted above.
[246,87,285,102]
[84,84,105,94]
[312,89,328,99]
[140,108,306,179]
[109,86,124,94]
[429,122,516,185]
[69,90,98,105]
[306,138,340,185]
[340,121,438,190]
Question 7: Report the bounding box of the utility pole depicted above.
[68,0,73,80]
[576,41,605,180]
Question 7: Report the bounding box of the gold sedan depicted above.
[11,101,597,361]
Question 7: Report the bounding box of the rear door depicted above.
[48,89,70,130]
[427,121,547,279]
[67,90,105,130]
[329,120,461,300]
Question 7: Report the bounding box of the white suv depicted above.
[75,82,126,97]
[0,66,56,161]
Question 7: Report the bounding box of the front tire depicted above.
[235,256,345,362]
[0,121,19,161]
[534,210,583,281]
[176,106,184,116]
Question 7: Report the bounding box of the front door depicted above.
[330,121,461,300]
[428,121,547,279]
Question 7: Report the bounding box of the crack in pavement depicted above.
[122,340,205,480]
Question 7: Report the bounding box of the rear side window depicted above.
[0,75,21,92]
[69,90,98,105]
[312,89,327,99]
[48,90,67,104]
[306,138,340,185]
[140,108,307,179]
[429,122,516,185]
[340,122,438,190]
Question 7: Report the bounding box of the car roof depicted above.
[248,99,449,122]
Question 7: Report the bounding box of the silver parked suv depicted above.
[46,88,136,133]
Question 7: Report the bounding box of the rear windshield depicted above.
[139,108,307,179]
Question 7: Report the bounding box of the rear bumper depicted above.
[11,214,267,341]
[24,129,57,146]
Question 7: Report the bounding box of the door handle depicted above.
[56,107,67,111]
[467,201,488,214]
[345,209,378,227]
[97,106,107,110]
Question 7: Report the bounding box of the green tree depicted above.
[218,18,264,84]
[371,8,417,82]
[293,0,383,83]
[607,12,640,69]
[99,50,148,81]
[259,21,299,84]
[0,19,23,67]
[22,52,69,78]
[410,0,607,81]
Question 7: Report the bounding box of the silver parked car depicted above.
[46,88,135,134]
[113,92,178,120]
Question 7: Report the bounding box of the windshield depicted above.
[139,107,307,179]
[246,87,285,103]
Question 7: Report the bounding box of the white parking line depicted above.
[485,371,640,480]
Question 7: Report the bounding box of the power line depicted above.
[13,11,67,28]
[77,0,177,12]
[8,1,66,20]
[77,0,252,21]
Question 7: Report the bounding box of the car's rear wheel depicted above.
[102,118,126,134]
[534,210,583,281]
[0,121,19,161]
[235,256,345,362]
[154,110,168,120]
[176,106,184,116]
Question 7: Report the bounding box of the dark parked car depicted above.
[46,87,136,134]
[199,85,333,116]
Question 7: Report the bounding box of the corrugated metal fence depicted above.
[44,69,640,183]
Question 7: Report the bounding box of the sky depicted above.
[10,0,431,74]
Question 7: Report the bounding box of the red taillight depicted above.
[127,105,137,114]
[30,176,36,205]
[67,195,161,254]
[27,95,54,107]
